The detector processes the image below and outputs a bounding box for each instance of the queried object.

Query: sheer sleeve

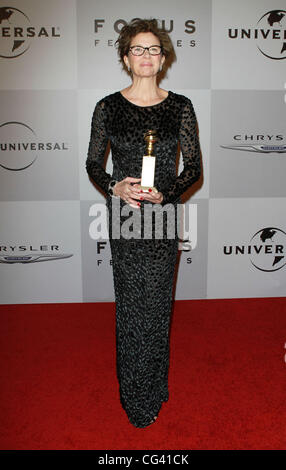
[86,100,112,195]
[159,98,201,206]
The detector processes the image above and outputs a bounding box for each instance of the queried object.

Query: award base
[140,186,158,193]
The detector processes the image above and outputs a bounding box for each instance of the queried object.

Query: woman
[86,18,201,428]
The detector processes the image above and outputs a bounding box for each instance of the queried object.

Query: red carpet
[0,298,286,450]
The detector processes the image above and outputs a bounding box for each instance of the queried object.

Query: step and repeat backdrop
[0,0,285,304]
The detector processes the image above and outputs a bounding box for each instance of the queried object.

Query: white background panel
[0,0,285,303]
[0,0,77,89]
[77,0,212,89]
[81,200,114,302]
[211,0,286,89]
[0,201,83,304]
[209,90,286,198]
[0,90,79,201]
[207,198,286,299]
[175,199,208,300]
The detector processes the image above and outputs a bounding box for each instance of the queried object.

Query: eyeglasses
[129,45,162,56]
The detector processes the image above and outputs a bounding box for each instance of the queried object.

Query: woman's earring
[159,64,163,72]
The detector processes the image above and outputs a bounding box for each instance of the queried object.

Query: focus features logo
[0,121,69,171]
[228,9,286,60]
[224,227,286,272]
[0,6,60,59]
[221,134,286,154]
[0,244,73,264]
[93,18,197,49]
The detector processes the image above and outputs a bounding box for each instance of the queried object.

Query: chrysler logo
[221,144,286,154]
[0,254,73,264]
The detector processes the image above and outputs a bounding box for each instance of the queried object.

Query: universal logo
[224,227,286,272]
[0,244,73,264]
[94,18,197,48]
[0,6,60,59]
[221,134,286,154]
[0,121,69,171]
[228,9,286,60]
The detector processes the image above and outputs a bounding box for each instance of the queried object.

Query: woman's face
[124,32,165,78]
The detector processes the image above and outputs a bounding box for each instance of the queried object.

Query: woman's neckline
[118,90,171,108]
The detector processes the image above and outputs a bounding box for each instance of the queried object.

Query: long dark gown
[86,90,201,427]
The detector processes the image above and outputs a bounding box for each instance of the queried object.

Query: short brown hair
[115,18,175,73]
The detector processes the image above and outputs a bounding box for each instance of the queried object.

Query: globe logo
[249,227,286,272]
[0,6,60,59]
[0,7,31,58]
[257,10,286,60]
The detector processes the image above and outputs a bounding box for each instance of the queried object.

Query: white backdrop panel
[207,198,286,299]
[210,90,286,198]
[0,0,285,304]
[0,0,77,89]
[0,90,79,201]
[211,0,286,90]
[0,201,83,304]
[77,0,212,90]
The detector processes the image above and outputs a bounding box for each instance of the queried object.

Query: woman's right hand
[113,177,143,209]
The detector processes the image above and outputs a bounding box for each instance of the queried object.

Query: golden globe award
[140,130,158,193]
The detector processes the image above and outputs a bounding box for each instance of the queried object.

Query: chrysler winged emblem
[221,144,286,153]
[0,254,73,264]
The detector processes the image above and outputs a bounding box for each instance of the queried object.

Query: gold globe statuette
[140,130,158,193]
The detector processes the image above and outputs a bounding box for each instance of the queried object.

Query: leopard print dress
[86,90,201,428]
